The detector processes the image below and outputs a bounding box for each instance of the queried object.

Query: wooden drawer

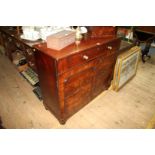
[96,39,120,56]
[94,54,116,73]
[58,39,120,75]
[105,39,120,54]
[58,46,105,74]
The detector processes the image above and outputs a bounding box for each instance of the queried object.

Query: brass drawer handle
[83,55,89,60]
[96,42,101,46]
[107,46,112,50]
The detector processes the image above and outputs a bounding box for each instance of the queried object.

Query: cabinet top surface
[34,37,120,60]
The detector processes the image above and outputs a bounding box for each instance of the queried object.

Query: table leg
[142,41,152,63]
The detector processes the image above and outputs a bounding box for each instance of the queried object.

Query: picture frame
[113,46,141,91]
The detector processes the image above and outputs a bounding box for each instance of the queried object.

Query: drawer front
[58,39,120,74]
[94,54,116,73]
[58,46,105,74]
[105,39,120,56]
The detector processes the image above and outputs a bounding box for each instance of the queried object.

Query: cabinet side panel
[35,51,60,118]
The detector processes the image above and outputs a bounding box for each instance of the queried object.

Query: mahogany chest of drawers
[35,37,121,124]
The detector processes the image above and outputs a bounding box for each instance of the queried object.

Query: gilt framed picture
[113,46,141,91]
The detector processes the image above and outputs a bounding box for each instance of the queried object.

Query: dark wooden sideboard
[0,27,121,124]
[34,37,121,124]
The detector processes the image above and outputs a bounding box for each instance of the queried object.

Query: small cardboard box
[47,30,76,50]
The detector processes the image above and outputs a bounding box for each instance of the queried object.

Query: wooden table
[134,26,155,62]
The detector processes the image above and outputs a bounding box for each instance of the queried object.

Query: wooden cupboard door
[92,55,116,97]
[92,65,113,97]
[63,65,94,117]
